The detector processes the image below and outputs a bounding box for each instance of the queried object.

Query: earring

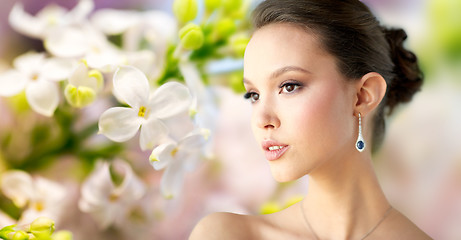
[356,113,366,152]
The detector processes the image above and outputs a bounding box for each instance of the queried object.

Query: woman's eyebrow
[270,66,311,79]
[243,65,311,85]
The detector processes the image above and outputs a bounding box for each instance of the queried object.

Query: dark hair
[252,0,423,151]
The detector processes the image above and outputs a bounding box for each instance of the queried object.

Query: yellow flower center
[171,148,178,157]
[31,73,39,81]
[47,16,58,25]
[92,46,101,54]
[138,106,147,118]
[109,193,119,202]
[33,201,45,212]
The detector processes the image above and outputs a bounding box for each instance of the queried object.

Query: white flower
[91,9,176,52]
[8,0,94,39]
[90,9,176,75]
[98,66,192,150]
[84,35,124,71]
[78,160,146,229]
[64,61,104,108]
[9,0,119,62]
[0,52,74,116]
[150,128,208,198]
[121,50,157,77]
[0,170,67,224]
[90,9,140,36]
[0,210,15,227]
[44,24,93,58]
[44,23,114,60]
[179,62,219,156]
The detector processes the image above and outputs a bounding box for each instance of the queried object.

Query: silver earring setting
[356,113,366,152]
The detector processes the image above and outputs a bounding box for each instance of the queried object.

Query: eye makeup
[278,80,303,94]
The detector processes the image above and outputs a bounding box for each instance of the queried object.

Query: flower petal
[45,26,89,58]
[139,117,169,151]
[69,63,87,86]
[113,66,150,108]
[98,107,142,142]
[124,50,156,75]
[175,144,202,172]
[90,9,139,35]
[112,160,146,203]
[25,80,59,116]
[41,58,76,81]
[149,82,192,119]
[86,48,121,71]
[0,170,34,208]
[8,3,46,38]
[35,3,67,20]
[160,158,186,199]
[78,161,118,229]
[35,177,67,204]
[66,0,94,23]
[79,162,114,211]
[143,10,177,45]
[0,211,15,227]
[180,129,208,150]
[32,177,67,223]
[160,111,195,142]
[149,143,176,170]
[68,62,99,90]
[0,70,27,97]
[13,52,45,75]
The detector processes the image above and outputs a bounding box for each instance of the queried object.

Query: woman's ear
[354,72,387,115]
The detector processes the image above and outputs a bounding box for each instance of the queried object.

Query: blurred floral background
[0,0,459,239]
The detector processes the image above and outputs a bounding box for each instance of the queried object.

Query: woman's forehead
[243,24,336,79]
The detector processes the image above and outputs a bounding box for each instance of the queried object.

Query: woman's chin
[270,166,306,182]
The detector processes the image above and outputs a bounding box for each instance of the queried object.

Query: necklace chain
[300,202,393,240]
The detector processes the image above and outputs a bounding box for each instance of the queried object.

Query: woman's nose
[254,99,280,130]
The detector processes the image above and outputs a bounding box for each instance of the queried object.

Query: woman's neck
[302,150,390,239]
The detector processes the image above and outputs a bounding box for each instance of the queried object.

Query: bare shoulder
[189,212,254,240]
[380,209,433,240]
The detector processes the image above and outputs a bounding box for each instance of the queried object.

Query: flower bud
[0,225,16,239]
[12,231,29,240]
[7,91,30,114]
[222,0,242,14]
[51,231,73,240]
[64,84,96,108]
[204,0,221,13]
[173,0,198,24]
[30,217,55,238]
[88,69,104,92]
[229,72,245,93]
[230,34,250,58]
[179,23,204,50]
[215,18,236,40]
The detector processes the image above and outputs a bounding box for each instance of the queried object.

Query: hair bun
[382,27,423,114]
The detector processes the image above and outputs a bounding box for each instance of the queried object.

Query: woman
[191,0,432,239]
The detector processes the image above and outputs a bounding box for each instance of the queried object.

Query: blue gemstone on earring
[357,140,364,150]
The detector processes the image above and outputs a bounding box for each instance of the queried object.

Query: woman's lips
[261,140,289,161]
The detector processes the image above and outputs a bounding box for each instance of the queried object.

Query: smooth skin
[190,23,432,240]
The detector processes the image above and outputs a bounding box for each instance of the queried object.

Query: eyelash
[244,80,303,103]
[244,91,259,103]
[279,81,302,94]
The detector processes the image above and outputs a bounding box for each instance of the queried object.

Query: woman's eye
[244,92,260,103]
[280,82,301,93]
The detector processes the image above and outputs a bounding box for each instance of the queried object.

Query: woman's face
[243,23,357,182]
